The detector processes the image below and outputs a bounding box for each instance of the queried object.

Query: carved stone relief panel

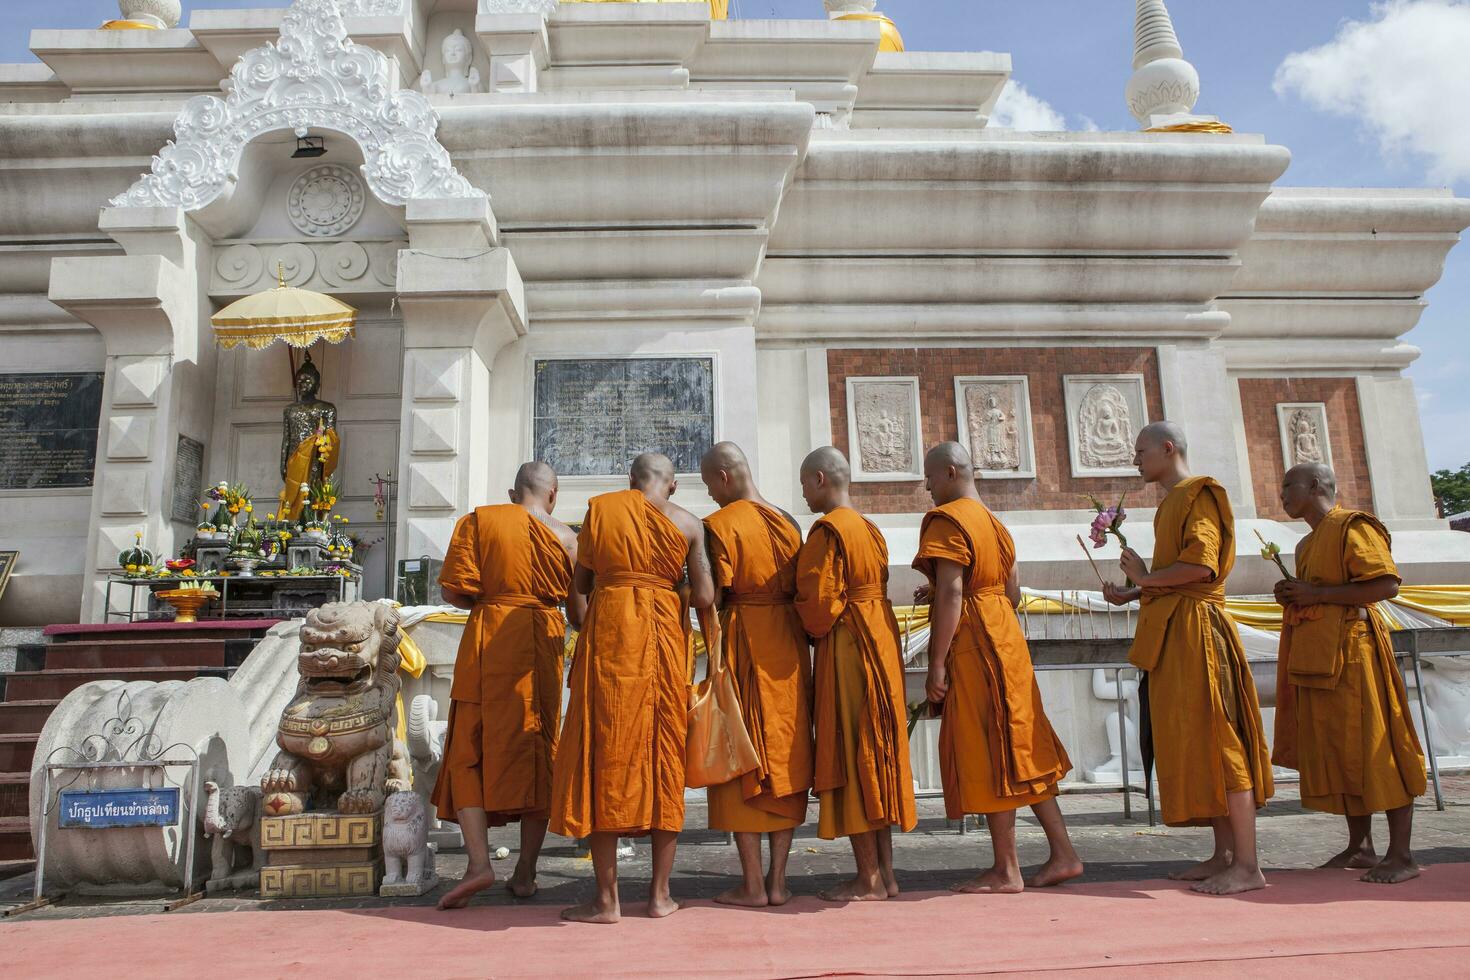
[287,165,367,239]
[1276,402,1333,471]
[211,241,403,297]
[846,376,922,482]
[1063,374,1149,478]
[954,375,1035,480]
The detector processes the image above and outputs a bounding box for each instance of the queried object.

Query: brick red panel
[1237,377,1372,519]
[827,347,1166,514]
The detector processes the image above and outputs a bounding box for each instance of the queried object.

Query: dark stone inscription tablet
[172,435,205,523]
[533,358,714,476]
[0,372,104,490]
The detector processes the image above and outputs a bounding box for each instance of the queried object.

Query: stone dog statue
[261,602,412,815]
[202,778,264,892]
[380,791,437,895]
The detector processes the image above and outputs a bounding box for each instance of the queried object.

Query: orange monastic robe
[432,504,571,825]
[1273,508,1425,815]
[795,506,917,840]
[1129,476,1273,827]
[705,500,814,833]
[550,489,692,838]
[913,498,1072,817]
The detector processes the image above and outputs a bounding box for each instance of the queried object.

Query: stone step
[0,817,32,862]
[4,667,231,702]
[0,772,27,819]
[44,620,280,644]
[38,639,231,671]
[0,701,59,736]
[0,735,37,773]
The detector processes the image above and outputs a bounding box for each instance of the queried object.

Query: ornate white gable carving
[110,0,478,211]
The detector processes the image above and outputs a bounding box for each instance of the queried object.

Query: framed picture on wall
[845,376,923,482]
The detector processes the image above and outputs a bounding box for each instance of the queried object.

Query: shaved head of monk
[923,441,980,507]
[509,461,558,509]
[800,446,851,514]
[700,441,753,508]
[630,452,678,500]
[1280,462,1337,521]
[1132,420,1191,486]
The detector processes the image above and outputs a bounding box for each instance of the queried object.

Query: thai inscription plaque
[0,372,104,490]
[533,358,715,476]
[172,435,206,523]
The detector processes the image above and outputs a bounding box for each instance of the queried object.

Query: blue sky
[7,1,1469,471]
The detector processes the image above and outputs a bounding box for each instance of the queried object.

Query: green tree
[1431,463,1470,516]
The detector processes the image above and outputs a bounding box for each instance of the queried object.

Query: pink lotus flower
[1084,495,1129,550]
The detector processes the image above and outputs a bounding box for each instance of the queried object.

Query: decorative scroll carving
[110,0,479,211]
[956,376,1034,479]
[1276,402,1333,470]
[846,377,921,481]
[211,241,404,295]
[1064,375,1149,478]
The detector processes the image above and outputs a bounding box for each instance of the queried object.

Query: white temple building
[2,0,1469,627]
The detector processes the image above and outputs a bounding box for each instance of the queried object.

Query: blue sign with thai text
[58,788,180,829]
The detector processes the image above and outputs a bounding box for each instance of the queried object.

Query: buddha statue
[103,0,181,30]
[278,352,340,521]
[419,29,482,96]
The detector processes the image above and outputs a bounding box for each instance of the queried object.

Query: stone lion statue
[381,791,434,888]
[261,602,412,815]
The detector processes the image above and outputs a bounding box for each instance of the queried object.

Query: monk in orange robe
[1273,462,1425,884]
[699,442,814,907]
[913,442,1083,894]
[794,446,917,902]
[550,452,715,923]
[1105,421,1273,895]
[434,461,586,909]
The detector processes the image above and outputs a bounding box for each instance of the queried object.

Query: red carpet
[5,866,1468,978]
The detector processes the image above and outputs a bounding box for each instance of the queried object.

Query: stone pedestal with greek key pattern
[258,811,383,898]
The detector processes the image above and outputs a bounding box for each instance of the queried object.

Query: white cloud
[991,80,1069,131]
[1274,0,1470,183]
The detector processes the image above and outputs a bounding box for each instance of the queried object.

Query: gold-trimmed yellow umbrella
[210,266,357,351]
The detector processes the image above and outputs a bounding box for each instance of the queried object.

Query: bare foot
[1191,865,1266,896]
[1169,853,1232,882]
[950,867,1024,895]
[1027,857,1084,888]
[714,884,768,908]
[645,895,682,918]
[1320,843,1378,870]
[819,877,888,902]
[438,866,497,910]
[765,881,792,907]
[561,901,620,924]
[882,868,900,898]
[505,871,538,899]
[1361,856,1421,884]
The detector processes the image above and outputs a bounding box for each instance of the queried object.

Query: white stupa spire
[1125,0,1207,128]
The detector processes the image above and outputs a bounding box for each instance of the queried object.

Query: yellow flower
[182,569,196,577]
[245,505,253,513]
[125,564,137,573]
[200,502,209,510]
[267,512,276,520]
